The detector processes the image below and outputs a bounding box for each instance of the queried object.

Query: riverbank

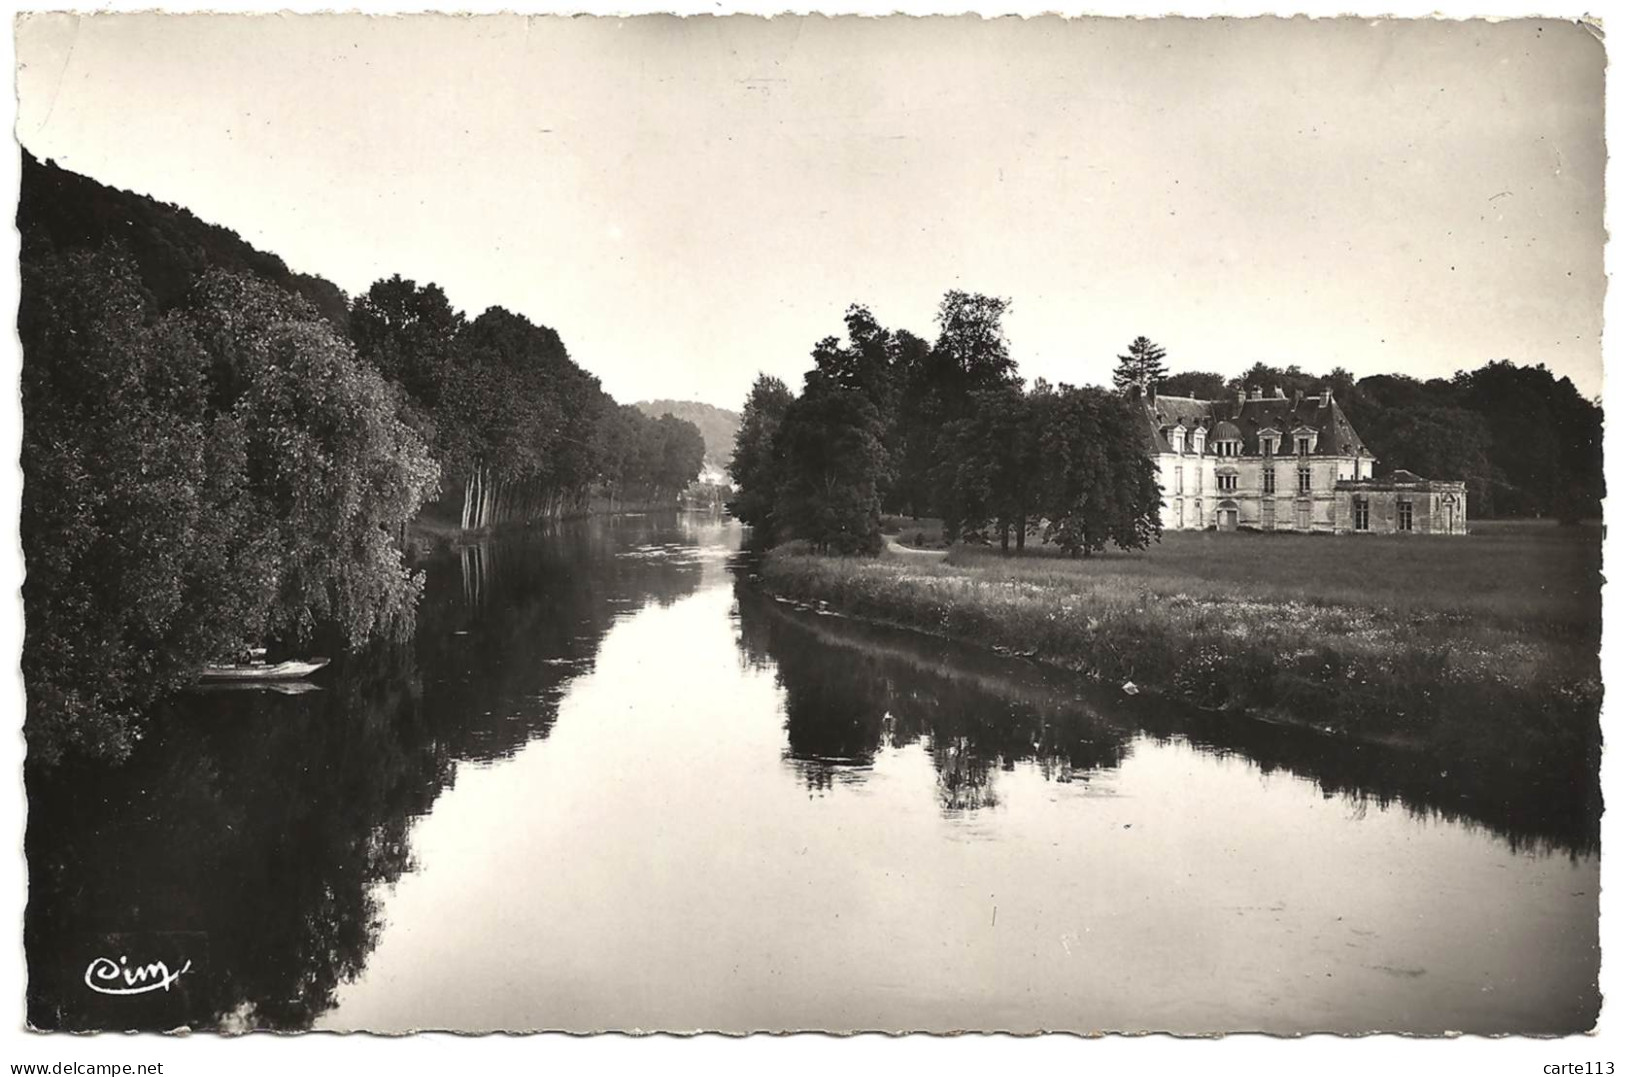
[759,521,1602,770]
[407,497,687,556]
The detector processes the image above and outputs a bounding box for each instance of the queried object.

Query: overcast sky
[15,14,1605,410]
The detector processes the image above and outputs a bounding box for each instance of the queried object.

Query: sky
[14,13,1606,410]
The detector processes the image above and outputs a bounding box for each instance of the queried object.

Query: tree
[24,249,240,763]
[922,292,1021,516]
[444,305,613,527]
[1342,362,1603,520]
[349,275,465,417]
[1454,360,1602,521]
[727,374,795,534]
[1358,404,1498,513]
[934,291,1018,390]
[1156,370,1228,399]
[1226,361,1318,401]
[654,413,707,501]
[1112,336,1169,393]
[20,152,353,329]
[1035,386,1163,556]
[940,382,1050,551]
[21,253,438,764]
[773,369,891,555]
[887,329,938,516]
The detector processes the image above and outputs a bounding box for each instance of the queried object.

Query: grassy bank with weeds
[760,521,1602,770]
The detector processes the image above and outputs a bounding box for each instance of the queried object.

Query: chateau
[1134,385,1468,535]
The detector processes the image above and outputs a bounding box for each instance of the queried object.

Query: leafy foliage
[939,382,1048,549]
[1204,360,1603,520]
[19,151,349,327]
[1156,370,1228,399]
[21,251,437,764]
[1112,336,1169,393]
[634,399,741,474]
[346,278,706,526]
[728,294,1160,558]
[18,156,709,765]
[1034,386,1164,555]
[727,375,796,535]
[773,382,890,555]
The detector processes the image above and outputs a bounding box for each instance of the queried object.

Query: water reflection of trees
[733,582,1600,856]
[734,586,1132,813]
[26,517,707,1032]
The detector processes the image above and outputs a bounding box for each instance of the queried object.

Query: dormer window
[1296,436,1310,456]
[1258,428,1281,457]
[1291,425,1319,456]
[1192,426,1207,455]
[1170,423,1186,454]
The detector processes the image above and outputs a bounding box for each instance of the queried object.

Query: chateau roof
[1139,390,1372,459]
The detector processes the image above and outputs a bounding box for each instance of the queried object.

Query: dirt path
[883,536,948,559]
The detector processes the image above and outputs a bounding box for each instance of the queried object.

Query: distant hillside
[635,400,740,476]
[18,150,350,328]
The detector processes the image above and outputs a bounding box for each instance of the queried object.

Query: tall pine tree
[1112,336,1169,393]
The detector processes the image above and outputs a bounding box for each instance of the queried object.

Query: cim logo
[75,933,206,1006]
[83,954,192,996]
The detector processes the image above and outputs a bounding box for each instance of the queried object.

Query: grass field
[765,520,1602,768]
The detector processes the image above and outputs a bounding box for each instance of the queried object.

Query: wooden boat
[199,657,330,682]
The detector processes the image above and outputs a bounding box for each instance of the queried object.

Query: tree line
[727,292,1163,556]
[349,275,705,528]
[19,155,705,764]
[729,302,1602,562]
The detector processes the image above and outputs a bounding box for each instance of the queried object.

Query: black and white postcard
[6,8,1611,1071]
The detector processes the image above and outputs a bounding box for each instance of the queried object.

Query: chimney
[1248,385,1262,401]
[1235,388,1246,409]
[1273,386,1286,399]
[1292,389,1304,408]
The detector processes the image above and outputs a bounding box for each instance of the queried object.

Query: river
[25,514,1600,1034]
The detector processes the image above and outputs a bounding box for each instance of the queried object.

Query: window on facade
[1174,469,1183,495]
[1195,469,1203,493]
[1398,500,1413,532]
[1218,473,1237,492]
[1194,498,1202,522]
[1354,499,1369,532]
[1297,466,1311,493]
[1263,468,1276,494]
[1296,436,1310,456]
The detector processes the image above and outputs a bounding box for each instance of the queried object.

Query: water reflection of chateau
[25,522,708,1033]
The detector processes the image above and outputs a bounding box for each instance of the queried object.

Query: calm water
[26,515,1600,1034]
